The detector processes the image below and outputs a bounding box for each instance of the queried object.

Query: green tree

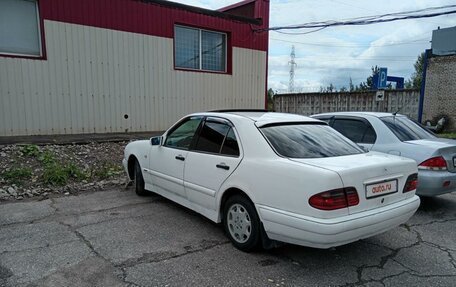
[320,83,335,93]
[408,52,425,89]
[267,88,275,111]
[358,66,379,91]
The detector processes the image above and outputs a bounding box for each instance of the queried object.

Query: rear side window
[221,128,240,156]
[194,121,240,156]
[332,119,377,144]
[381,116,436,141]
[261,124,363,158]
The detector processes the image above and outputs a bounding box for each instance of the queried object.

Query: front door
[148,116,203,199]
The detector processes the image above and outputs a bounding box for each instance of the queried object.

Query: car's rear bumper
[417,170,456,196]
[258,195,420,249]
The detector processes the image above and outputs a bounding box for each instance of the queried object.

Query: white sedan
[123,110,420,251]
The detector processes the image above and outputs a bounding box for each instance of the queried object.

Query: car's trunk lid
[405,138,456,173]
[290,152,417,215]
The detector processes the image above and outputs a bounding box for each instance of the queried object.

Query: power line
[269,37,429,48]
[256,4,456,33]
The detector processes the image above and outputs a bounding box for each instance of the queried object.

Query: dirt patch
[0,142,129,201]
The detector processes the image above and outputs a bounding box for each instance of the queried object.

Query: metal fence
[274,89,420,120]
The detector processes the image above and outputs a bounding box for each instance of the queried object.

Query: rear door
[184,117,243,210]
[331,117,377,150]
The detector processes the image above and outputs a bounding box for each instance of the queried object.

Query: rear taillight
[418,156,447,171]
[403,173,418,193]
[309,187,359,210]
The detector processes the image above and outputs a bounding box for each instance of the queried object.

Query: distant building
[422,26,456,130]
[0,0,269,137]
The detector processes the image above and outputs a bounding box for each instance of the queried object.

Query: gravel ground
[0,142,128,201]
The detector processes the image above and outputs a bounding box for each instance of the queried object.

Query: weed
[41,158,88,186]
[20,144,41,157]
[1,167,33,184]
[64,163,88,180]
[38,150,56,165]
[93,162,123,179]
[42,163,69,186]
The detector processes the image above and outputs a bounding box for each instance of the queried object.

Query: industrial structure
[422,26,456,131]
[288,45,297,93]
[0,0,269,137]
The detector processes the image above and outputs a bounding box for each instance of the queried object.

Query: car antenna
[393,107,402,117]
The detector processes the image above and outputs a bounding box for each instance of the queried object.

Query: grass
[93,161,123,179]
[1,167,33,184]
[5,146,121,187]
[20,144,41,157]
[438,133,456,139]
[38,150,89,186]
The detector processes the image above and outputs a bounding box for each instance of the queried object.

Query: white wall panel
[0,20,266,136]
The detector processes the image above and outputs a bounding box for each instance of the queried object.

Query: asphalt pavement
[0,188,455,287]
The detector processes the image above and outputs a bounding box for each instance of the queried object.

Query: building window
[0,0,42,57]
[174,26,226,72]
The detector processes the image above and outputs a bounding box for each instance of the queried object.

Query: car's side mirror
[150,136,162,146]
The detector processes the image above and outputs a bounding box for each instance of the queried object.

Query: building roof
[141,0,262,25]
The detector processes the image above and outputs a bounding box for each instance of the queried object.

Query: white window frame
[174,25,227,73]
[0,0,43,58]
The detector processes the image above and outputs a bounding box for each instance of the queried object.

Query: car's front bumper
[416,170,456,196]
[258,195,420,249]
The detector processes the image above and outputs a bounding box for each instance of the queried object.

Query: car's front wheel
[133,159,147,196]
[223,195,261,252]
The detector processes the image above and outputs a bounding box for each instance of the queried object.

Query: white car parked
[123,110,420,251]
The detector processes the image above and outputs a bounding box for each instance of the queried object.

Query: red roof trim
[218,0,256,12]
[39,0,269,52]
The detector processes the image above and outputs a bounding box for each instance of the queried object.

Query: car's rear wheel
[133,159,147,196]
[223,194,261,252]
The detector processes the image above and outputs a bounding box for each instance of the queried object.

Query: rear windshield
[380,116,436,141]
[260,124,363,158]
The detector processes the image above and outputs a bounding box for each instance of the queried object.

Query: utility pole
[288,45,297,93]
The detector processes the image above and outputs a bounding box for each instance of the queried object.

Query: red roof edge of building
[141,0,260,24]
[218,0,256,12]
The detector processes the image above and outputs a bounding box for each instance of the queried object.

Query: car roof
[191,111,322,127]
[313,111,406,118]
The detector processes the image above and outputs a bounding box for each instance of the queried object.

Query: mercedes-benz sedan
[123,110,420,251]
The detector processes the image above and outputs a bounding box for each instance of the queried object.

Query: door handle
[216,163,230,170]
[175,155,185,161]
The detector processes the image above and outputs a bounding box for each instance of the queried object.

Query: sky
[171,0,456,93]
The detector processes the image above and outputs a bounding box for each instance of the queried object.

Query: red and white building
[0,0,269,136]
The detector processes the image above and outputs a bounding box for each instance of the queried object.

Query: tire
[223,194,261,252]
[134,160,147,196]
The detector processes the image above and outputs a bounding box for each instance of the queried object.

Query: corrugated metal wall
[0,20,266,136]
[274,90,420,120]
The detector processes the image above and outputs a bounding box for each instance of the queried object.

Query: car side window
[164,117,202,150]
[332,119,377,144]
[362,126,377,144]
[193,120,240,157]
[194,121,230,154]
[221,128,240,156]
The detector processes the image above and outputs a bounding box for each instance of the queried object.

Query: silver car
[312,112,456,196]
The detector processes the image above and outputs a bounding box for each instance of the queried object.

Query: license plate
[365,180,398,199]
